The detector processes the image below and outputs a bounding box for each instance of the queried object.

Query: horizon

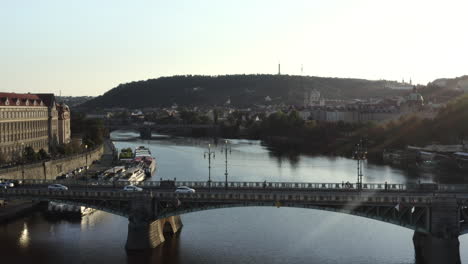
[0,72,464,98]
[1,0,467,96]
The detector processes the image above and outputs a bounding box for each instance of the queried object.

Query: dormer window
[33,100,37,106]
[25,99,29,106]
[5,98,9,106]
[40,101,43,106]
[16,99,20,106]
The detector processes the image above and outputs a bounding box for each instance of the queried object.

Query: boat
[99,166,126,181]
[133,146,157,177]
[46,201,95,219]
[119,148,134,161]
[117,166,146,183]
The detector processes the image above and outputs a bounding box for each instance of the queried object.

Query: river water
[1,131,468,264]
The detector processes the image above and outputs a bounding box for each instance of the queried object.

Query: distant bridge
[1,180,466,262]
[106,123,220,138]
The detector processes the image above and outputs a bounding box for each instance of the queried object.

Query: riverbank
[0,145,104,180]
[0,140,115,224]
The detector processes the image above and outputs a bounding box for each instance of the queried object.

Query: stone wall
[0,145,103,180]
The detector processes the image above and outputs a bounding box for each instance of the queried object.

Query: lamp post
[353,138,367,190]
[20,142,24,182]
[221,140,231,190]
[85,145,88,189]
[204,144,215,191]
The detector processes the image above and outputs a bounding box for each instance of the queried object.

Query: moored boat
[133,146,157,177]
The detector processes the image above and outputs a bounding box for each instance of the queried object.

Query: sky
[1,0,467,96]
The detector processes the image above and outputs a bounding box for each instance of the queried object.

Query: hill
[423,75,468,103]
[80,75,409,109]
[429,75,468,91]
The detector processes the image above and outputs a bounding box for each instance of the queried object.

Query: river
[1,131,468,264]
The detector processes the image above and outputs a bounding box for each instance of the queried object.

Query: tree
[22,147,37,163]
[82,118,106,148]
[37,149,50,160]
[0,152,6,165]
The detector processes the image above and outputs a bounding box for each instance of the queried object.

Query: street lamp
[221,140,231,190]
[353,138,367,190]
[85,144,88,189]
[204,143,215,191]
[21,142,24,182]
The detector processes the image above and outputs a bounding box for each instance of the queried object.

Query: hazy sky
[1,0,467,96]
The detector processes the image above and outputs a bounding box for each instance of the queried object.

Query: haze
[1,0,467,96]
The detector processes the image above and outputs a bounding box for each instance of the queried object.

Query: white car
[123,185,143,192]
[48,184,69,191]
[175,186,196,194]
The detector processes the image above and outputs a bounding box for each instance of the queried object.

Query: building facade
[0,93,71,161]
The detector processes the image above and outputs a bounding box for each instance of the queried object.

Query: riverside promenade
[0,139,115,223]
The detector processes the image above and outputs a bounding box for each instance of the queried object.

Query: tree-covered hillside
[80,74,406,109]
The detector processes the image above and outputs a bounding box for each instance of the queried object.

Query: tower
[278,63,281,75]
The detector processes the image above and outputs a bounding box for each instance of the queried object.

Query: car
[123,185,143,192]
[175,186,196,194]
[7,180,21,186]
[48,184,69,191]
[0,180,15,188]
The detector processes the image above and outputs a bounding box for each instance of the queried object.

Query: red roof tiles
[0,92,45,107]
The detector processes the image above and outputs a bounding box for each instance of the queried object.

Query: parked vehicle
[0,179,19,187]
[8,180,22,186]
[175,186,196,194]
[48,184,69,191]
[123,185,143,192]
[0,183,8,189]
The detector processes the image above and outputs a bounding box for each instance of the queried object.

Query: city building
[0,93,71,161]
[384,80,414,90]
[303,89,322,107]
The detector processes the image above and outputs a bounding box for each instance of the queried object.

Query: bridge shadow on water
[126,232,182,264]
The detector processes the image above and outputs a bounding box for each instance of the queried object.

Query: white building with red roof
[0,93,71,162]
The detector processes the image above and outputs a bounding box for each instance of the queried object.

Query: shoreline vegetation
[108,94,468,171]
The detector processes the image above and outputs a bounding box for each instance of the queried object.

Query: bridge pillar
[413,232,460,264]
[164,215,183,234]
[125,197,182,250]
[125,215,183,250]
[139,127,152,139]
[413,196,461,264]
[126,218,165,250]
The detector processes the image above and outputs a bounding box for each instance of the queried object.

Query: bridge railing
[438,184,468,192]
[21,179,468,193]
[0,188,432,205]
[167,181,407,191]
[0,188,148,200]
[21,179,142,188]
[19,179,407,191]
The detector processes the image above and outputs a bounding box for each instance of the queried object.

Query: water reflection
[267,148,301,169]
[4,133,468,263]
[18,222,29,248]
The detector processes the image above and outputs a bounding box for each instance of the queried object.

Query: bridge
[1,180,467,263]
[106,122,220,138]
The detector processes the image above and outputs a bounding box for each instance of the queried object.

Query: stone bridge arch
[152,201,431,234]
